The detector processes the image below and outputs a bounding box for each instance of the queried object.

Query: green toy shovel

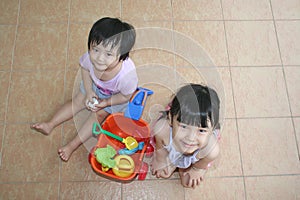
[92,122,138,150]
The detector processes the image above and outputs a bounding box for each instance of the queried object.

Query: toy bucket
[89,113,150,181]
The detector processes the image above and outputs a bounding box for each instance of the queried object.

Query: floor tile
[176,65,207,86]
[127,21,174,66]
[285,66,300,116]
[218,67,235,119]
[225,21,281,66]
[7,70,64,123]
[238,118,300,176]
[141,85,174,123]
[172,0,223,20]
[135,26,174,54]
[131,49,175,68]
[184,177,245,200]
[122,180,184,200]
[1,0,299,198]
[276,21,300,65]
[0,71,10,123]
[0,124,4,155]
[0,124,61,182]
[126,20,173,29]
[185,67,235,119]
[61,123,105,181]
[67,23,91,70]
[137,65,176,122]
[0,0,19,24]
[65,69,81,101]
[245,176,300,200]
[122,0,172,21]
[174,21,228,66]
[0,25,16,70]
[293,117,300,156]
[70,0,121,23]
[60,181,121,200]
[19,0,70,24]
[271,0,300,19]
[130,21,174,68]
[209,119,243,177]
[222,0,272,20]
[231,67,290,118]
[0,183,59,200]
[13,24,67,70]
[136,65,176,90]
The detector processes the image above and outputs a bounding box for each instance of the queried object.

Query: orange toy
[89,113,150,181]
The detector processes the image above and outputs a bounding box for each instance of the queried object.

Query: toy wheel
[138,162,148,180]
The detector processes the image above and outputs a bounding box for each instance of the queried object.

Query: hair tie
[165,102,172,111]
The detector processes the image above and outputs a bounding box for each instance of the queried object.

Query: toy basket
[89,113,150,181]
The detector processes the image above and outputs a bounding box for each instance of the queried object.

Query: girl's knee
[73,92,85,106]
[96,110,109,123]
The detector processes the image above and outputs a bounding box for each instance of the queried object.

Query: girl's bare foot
[179,167,205,188]
[30,122,53,135]
[179,168,189,187]
[58,144,75,161]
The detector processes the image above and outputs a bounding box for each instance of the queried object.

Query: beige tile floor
[0,0,300,199]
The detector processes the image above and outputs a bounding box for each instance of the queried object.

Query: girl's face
[171,118,213,155]
[89,42,120,72]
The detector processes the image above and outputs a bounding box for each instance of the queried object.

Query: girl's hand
[150,151,176,178]
[94,99,108,110]
[85,92,98,112]
[179,167,206,189]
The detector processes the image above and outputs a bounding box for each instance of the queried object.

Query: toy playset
[88,87,154,181]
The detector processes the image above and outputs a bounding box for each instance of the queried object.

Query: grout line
[57,0,72,199]
[0,0,21,169]
[1,172,299,185]
[170,0,178,90]
[170,0,187,198]
[292,117,300,161]
[268,0,300,160]
[10,19,300,26]
[219,0,248,199]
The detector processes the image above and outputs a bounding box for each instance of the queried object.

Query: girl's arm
[81,67,93,95]
[95,92,132,109]
[105,92,132,106]
[81,67,97,110]
[192,143,220,170]
[151,120,176,178]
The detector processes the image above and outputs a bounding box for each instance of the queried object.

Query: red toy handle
[138,162,149,180]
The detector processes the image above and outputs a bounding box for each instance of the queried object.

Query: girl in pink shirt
[31,17,137,161]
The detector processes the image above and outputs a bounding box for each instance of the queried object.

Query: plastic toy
[92,122,138,150]
[124,87,153,120]
[137,162,148,180]
[119,142,145,155]
[89,113,150,181]
[87,97,99,109]
[112,155,135,178]
[94,145,116,172]
[89,87,154,181]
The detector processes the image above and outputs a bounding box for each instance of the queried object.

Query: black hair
[88,17,136,61]
[163,84,220,130]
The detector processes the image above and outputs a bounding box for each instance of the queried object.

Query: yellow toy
[112,155,135,178]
